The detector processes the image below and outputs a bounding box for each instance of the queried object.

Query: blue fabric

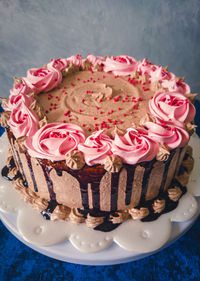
[0,103,200,281]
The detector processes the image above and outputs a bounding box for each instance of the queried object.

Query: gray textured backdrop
[0,0,200,97]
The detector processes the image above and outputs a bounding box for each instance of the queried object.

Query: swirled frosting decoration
[8,102,39,139]
[87,54,105,66]
[144,119,189,149]
[149,91,196,127]
[112,128,159,164]
[161,79,190,95]
[137,58,190,95]
[103,55,138,76]
[78,130,113,166]
[67,54,84,67]
[47,58,68,71]
[24,66,62,94]
[25,123,85,161]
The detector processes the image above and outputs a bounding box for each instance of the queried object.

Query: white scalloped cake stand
[0,133,200,265]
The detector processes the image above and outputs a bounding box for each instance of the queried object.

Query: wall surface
[0,0,200,97]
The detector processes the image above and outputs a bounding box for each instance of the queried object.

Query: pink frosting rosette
[149,91,196,127]
[161,79,190,95]
[112,128,159,164]
[3,82,33,111]
[8,102,39,139]
[103,55,138,76]
[78,130,113,166]
[24,66,62,94]
[137,59,175,82]
[7,93,34,112]
[87,54,105,66]
[10,79,31,96]
[144,119,189,149]
[67,54,83,67]
[25,123,85,161]
[47,58,68,71]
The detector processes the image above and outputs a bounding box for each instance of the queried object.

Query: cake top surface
[0,54,196,168]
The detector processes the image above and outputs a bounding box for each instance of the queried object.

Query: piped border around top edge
[0,54,197,171]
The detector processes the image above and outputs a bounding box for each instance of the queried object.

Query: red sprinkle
[97,106,99,110]
[123,113,126,117]
[88,128,91,131]
[100,111,103,114]
[45,110,48,114]
[118,107,121,111]
[64,91,67,95]
[64,86,66,89]
[79,109,82,112]
[82,124,85,127]
[94,117,97,120]
[71,83,75,87]
[83,80,86,83]
[82,98,85,102]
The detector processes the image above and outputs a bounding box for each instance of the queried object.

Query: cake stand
[0,133,200,265]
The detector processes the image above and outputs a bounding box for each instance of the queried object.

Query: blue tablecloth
[0,102,200,280]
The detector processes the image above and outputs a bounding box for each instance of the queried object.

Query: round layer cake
[0,54,196,231]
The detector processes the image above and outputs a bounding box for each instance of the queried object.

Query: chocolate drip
[25,152,38,192]
[38,160,56,201]
[55,170,62,177]
[125,165,135,205]
[52,165,106,211]
[159,150,176,194]
[90,182,100,210]
[110,173,120,211]
[1,165,11,181]
[80,182,89,209]
[41,199,58,220]
[94,221,121,232]
[15,150,28,186]
[140,161,155,203]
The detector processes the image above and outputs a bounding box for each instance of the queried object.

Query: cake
[0,54,196,231]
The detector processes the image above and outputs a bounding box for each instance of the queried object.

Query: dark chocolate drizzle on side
[125,165,135,205]
[159,149,176,194]
[25,152,38,192]
[110,172,120,211]
[1,165,11,181]
[15,150,28,187]
[37,159,56,201]
[41,200,58,220]
[140,160,155,203]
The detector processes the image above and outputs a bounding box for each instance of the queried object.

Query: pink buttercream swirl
[4,81,33,111]
[78,130,113,166]
[25,123,85,161]
[144,119,189,149]
[137,58,175,82]
[47,58,68,71]
[87,54,105,66]
[8,102,39,139]
[24,66,62,94]
[149,91,196,127]
[103,55,138,76]
[67,54,83,67]
[161,79,190,95]
[112,128,159,164]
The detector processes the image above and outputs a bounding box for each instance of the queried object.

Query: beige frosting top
[38,70,153,136]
